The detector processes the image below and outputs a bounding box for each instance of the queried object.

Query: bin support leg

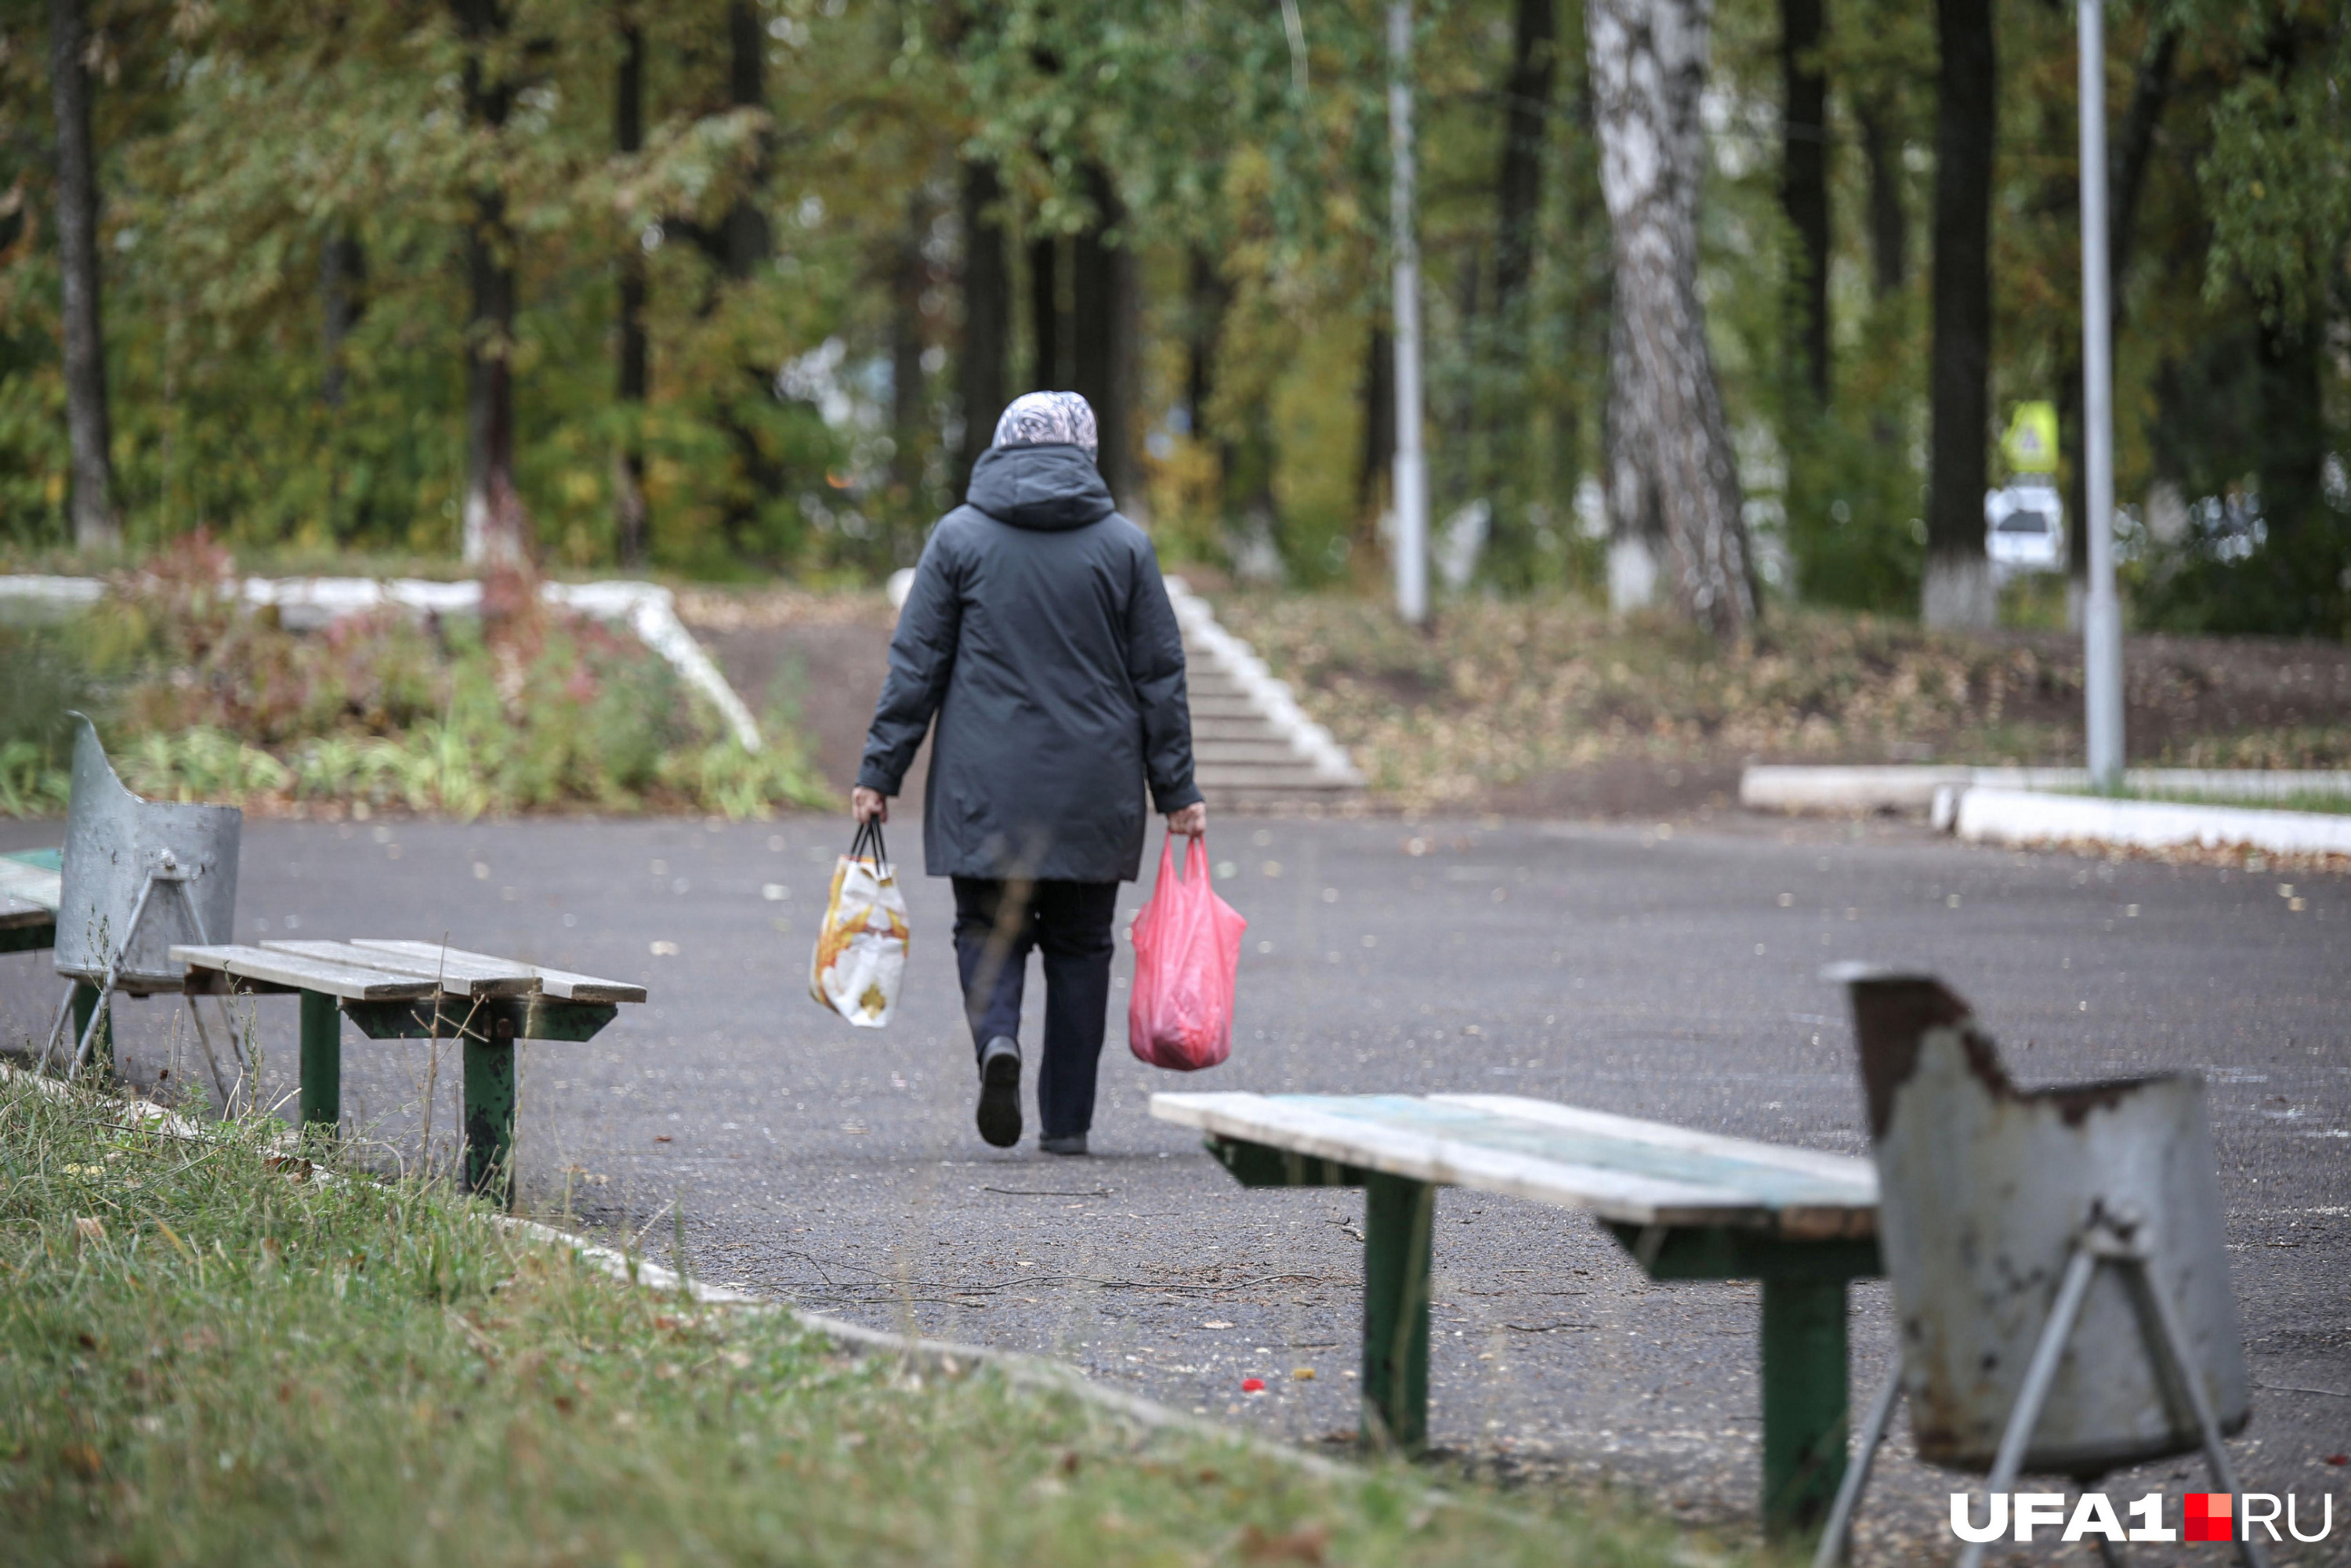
[298,990,341,1138]
[1762,1275,1850,1538]
[462,1017,518,1208]
[70,982,110,1077]
[1362,1172,1434,1454]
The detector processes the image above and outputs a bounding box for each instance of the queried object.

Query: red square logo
[2185,1493,2233,1543]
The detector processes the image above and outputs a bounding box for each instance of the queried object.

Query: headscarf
[991,390,1099,459]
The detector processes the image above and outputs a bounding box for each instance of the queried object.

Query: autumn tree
[1589,0,1756,638]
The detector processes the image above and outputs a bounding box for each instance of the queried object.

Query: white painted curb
[1,574,762,754]
[1163,577,1363,788]
[1743,764,2351,814]
[1955,788,2351,857]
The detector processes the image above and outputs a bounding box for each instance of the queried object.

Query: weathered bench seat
[1153,1090,1882,1537]
[172,939,645,1205]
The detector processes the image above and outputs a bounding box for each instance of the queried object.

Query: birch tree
[1588,0,1755,639]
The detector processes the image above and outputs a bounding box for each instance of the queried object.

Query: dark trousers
[951,877,1119,1140]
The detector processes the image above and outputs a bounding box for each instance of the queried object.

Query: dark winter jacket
[856,442,1201,883]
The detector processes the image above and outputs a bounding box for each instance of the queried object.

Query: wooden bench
[1151,1091,1881,1537]
[0,848,61,954]
[172,939,646,1207]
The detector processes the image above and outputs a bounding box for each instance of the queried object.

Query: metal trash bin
[1849,969,2248,1474]
[1813,968,2268,1568]
[55,714,241,994]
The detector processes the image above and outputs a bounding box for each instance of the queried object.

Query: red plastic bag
[1128,833,1248,1070]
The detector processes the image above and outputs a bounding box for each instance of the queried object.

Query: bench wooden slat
[168,943,440,1001]
[1430,1095,1877,1185]
[259,940,538,998]
[348,939,647,1004]
[0,893,53,931]
[1151,1091,1877,1236]
[0,853,63,914]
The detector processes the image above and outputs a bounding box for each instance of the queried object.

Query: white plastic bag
[809,820,907,1028]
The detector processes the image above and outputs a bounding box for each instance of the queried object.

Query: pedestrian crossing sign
[2003,401,2059,476]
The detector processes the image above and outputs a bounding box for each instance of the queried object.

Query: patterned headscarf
[992,391,1099,459]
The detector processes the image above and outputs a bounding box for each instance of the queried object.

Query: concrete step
[1191,716,1287,741]
[1194,763,1357,790]
[1196,739,1318,766]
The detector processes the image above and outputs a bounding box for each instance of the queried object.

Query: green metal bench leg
[71,981,110,1076]
[298,989,342,1138]
[1362,1172,1435,1453]
[1761,1276,1850,1538]
[462,1019,518,1208]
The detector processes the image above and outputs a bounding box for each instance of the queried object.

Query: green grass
[0,1074,1723,1568]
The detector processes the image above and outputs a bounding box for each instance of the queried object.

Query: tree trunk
[614,10,649,568]
[1603,299,1664,608]
[320,230,366,541]
[1493,0,1556,328]
[1029,234,1063,389]
[1780,0,1829,404]
[1922,0,1995,628]
[889,189,930,496]
[453,0,525,565]
[1857,100,1907,300]
[720,0,771,280]
[1588,0,1755,639]
[1481,0,1557,580]
[1358,320,1393,523]
[48,0,117,551]
[955,160,1010,496]
[1071,163,1139,511]
[320,234,365,410]
[1186,247,1235,502]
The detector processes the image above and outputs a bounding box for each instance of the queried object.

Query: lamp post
[2078,0,2124,787]
[1388,0,1429,625]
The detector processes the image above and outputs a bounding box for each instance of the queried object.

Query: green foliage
[0,0,2343,632]
[0,1074,1707,1568]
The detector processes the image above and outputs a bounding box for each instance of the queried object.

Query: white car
[1985,482,2065,576]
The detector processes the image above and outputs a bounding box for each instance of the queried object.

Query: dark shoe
[976,1036,1022,1148]
[1038,1132,1089,1157]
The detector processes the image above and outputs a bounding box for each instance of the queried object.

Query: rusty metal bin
[1847,969,2249,1476]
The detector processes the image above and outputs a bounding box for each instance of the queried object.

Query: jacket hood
[965,443,1117,531]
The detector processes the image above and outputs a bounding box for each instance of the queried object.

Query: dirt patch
[683,588,926,814]
[1478,758,1744,819]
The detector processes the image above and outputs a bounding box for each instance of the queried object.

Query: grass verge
[0,1074,1720,1568]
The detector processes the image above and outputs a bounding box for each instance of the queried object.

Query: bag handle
[1179,828,1208,882]
[849,817,891,876]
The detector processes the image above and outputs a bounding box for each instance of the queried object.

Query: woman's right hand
[852,786,889,824]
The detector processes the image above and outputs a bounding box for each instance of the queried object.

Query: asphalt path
[3,811,2344,1561]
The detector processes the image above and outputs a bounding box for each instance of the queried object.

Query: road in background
[2,812,2342,1561]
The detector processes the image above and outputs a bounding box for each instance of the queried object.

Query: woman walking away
[853,391,1204,1157]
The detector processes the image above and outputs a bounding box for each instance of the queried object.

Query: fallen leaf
[74,1217,107,1244]
[1239,1522,1328,1564]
